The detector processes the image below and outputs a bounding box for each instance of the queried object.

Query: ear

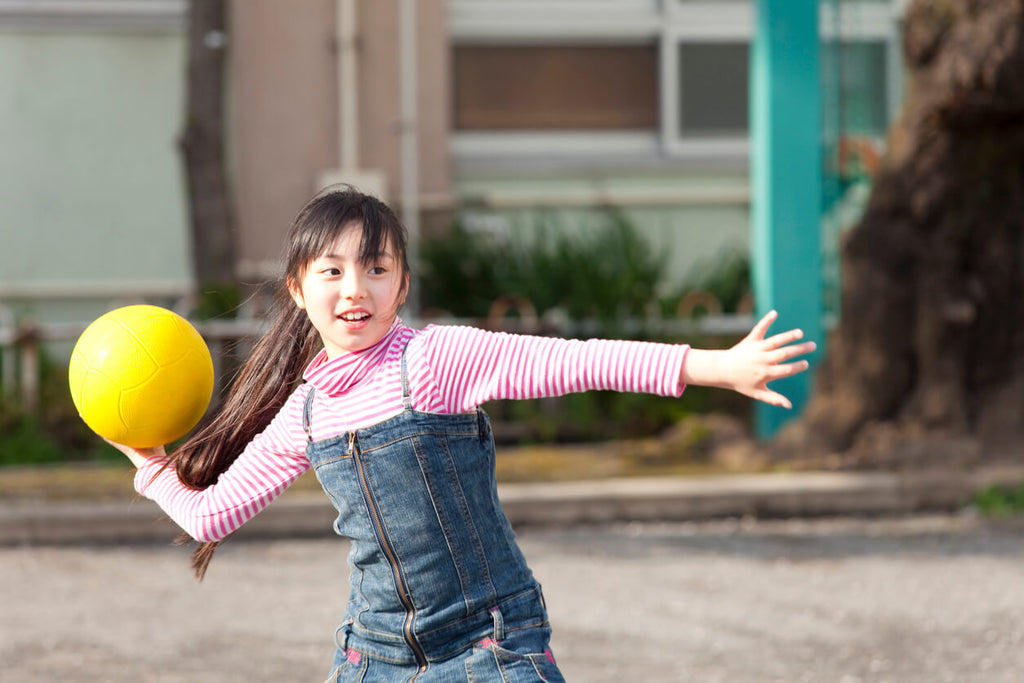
[398,272,410,307]
[287,277,306,310]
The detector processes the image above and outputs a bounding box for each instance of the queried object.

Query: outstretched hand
[680,310,817,409]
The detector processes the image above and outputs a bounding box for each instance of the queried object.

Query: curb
[2,467,1022,546]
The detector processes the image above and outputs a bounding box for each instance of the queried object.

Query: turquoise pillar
[751,0,824,439]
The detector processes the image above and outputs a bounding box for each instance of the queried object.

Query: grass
[972,481,1024,518]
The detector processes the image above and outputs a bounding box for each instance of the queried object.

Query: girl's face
[289,224,408,357]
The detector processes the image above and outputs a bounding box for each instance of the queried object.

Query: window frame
[0,0,184,31]
[660,2,753,159]
[447,0,904,170]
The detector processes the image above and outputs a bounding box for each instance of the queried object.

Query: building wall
[230,0,452,278]
[229,0,337,277]
[0,28,189,298]
[0,0,903,330]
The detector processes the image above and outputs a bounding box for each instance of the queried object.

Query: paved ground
[4,514,1024,682]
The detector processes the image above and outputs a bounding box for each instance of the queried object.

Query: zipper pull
[348,432,356,456]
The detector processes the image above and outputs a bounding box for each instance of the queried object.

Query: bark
[179,0,238,317]
[775,0,1024,468]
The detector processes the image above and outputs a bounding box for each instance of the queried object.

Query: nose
[340,269,366,300]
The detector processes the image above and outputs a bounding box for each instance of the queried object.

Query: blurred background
[8,3,1024,681]
[0,0,898,469]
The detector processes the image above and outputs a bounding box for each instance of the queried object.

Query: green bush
[972,482,1024,517]
[422,208,666,334]
[421,209,754,443]
[0,350,120,466]
[420,220,507,320]
[667,249,751,315]
[423,210,752,327]
[0,413,63,466]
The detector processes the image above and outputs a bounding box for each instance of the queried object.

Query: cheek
[301,287,335,314]
[373,277,406,309]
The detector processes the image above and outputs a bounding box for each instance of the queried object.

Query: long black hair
[167,187,409,578]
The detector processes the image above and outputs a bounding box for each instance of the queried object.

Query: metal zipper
[349,432,429,674]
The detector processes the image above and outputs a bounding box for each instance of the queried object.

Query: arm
[418,325,689,411]
[680,310,816,409]
[105,392,312,542]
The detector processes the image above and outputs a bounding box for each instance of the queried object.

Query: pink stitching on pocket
[346,649,362,664]
[545,649,555,664]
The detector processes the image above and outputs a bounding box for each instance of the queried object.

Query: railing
[1,288,754,414]
[1,282,196,413]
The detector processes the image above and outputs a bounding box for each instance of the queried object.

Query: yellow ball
[68,305,214,449]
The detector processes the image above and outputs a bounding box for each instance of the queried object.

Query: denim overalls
[303,348,565,682]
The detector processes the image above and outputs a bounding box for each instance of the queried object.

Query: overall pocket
[464,629,564,683]
[325,648,368,683]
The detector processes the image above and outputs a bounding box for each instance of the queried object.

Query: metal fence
[1,286,754,414]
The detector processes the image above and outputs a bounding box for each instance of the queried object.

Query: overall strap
[302,386,316,444]
[399,342,413,411]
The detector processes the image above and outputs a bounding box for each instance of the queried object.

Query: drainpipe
[319,0,387,199]
[398,0,420,318]
[338,0,358,169]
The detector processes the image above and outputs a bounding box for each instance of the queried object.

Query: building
[0,0,904,344]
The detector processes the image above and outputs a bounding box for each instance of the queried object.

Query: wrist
[680,349,726,389]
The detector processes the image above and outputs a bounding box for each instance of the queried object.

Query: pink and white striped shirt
[135,320,690,542]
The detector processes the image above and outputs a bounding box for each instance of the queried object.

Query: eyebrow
[317,251,395,262]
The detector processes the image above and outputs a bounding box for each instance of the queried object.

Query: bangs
[286,188,409,279]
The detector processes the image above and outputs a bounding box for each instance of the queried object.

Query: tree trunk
[775,0,1024,468]
[180,0,238,319]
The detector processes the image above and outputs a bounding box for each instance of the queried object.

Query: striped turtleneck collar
[302,318,409,397]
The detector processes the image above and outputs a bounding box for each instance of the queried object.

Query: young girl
[111,188,815,682]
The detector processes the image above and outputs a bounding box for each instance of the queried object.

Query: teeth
[340,312,370,322]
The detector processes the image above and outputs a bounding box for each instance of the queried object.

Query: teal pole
[751,0,824,439]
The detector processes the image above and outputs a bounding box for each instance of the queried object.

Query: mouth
[338,310,371,324]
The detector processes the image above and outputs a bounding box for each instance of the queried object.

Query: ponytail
[168,286,321,579]
[163,186,408,579]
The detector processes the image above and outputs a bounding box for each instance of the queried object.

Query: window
[836,40,889,136]
[448,1,903,166]
[677,42,749,137]
[453,45,658,130]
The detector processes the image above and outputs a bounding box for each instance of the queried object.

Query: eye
[369,265,387,275]
[321,267,342,276]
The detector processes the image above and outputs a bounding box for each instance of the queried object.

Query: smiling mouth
[339,312,371,323]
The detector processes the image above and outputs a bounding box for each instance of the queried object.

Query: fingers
[102,437,132,456]
[743,313,816,408]
[754,389,792,410]
[749,318,813,357]
[764,327,804,348]
[747,309,778,341]
[767,340,817,364]
[752,357,812,407]
[102,437,165,464]
[768,359,811,380]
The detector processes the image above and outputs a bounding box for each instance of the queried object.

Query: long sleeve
[132,388,312,542]
[414,326,689,413]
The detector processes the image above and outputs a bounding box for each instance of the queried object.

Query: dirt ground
[3,514,1024,682]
